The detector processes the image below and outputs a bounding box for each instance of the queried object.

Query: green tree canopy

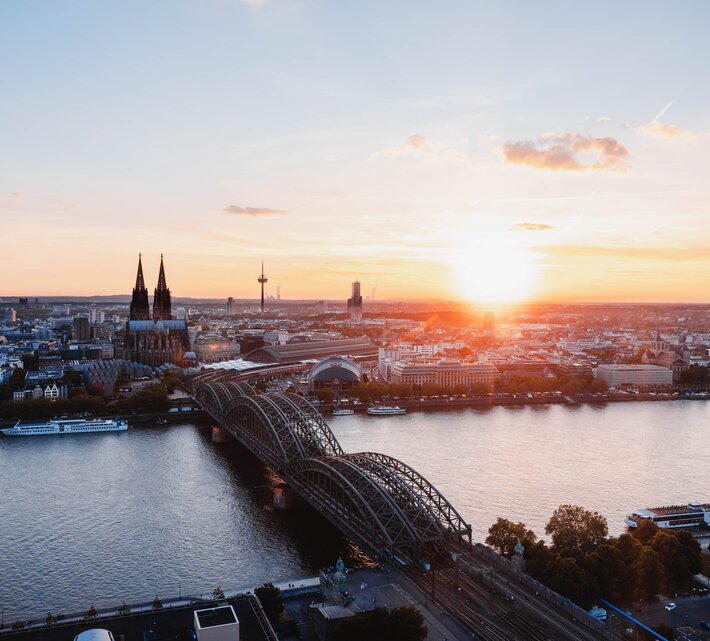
[485,517,537,558]
[316,388,336,403]
[633,547,664,601]
[545,504,608,558]
[255,583,284,624]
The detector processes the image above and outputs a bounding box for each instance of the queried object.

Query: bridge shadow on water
[196,428,374,573]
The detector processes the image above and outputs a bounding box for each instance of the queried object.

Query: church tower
[129,254,150,320]
[153,254,173,321]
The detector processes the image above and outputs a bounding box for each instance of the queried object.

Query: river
[1,401,708,620]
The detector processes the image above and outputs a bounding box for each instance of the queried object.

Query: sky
[1,1,709,303]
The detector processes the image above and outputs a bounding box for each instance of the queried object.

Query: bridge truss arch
[192,373,471,562]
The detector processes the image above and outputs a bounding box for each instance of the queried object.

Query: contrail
[653,102,673,122]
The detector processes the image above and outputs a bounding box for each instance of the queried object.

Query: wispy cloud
[637,120,692,138]
[223,205,287,217]
[514,223,554,231]
[503,133,629,171]
[374,134,432,158]
[636,101,704,138]
[373,134,476,167]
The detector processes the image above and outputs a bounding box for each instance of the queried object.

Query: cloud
[502,133,629,171]
[223,205,286,217]
[637,120,691,138]
[374,134,433,158]
[513,223,554,231]
[373,134,476,167]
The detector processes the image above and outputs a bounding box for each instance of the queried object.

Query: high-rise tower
[129,254,150,320]
[347,280,363,323]
[153,254,172,321]
[258,261,268,314]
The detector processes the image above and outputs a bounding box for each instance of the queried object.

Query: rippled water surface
[1,401,708,619]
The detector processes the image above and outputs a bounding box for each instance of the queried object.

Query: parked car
[664,603,676,611]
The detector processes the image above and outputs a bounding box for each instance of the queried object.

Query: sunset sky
[1,1,709,302]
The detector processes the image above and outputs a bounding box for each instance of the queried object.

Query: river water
[1,401,708,619]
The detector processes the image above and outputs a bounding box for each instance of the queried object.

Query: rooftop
[194,605,238,628]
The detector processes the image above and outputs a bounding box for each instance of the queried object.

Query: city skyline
[2,1,710,302]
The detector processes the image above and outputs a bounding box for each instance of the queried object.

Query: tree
[470,382,491,395]
[587,543,628,602]
[255,583,283,624]
[632,519,659,546]
[633,547,664,601]
[486,518,537,557]
[545,555,597,608]
[152,596,163,609]
[386,606,427,641]
[316,388,336,403]
[614,533,644,567]
[85,605,98,619]
[212,587,225,600]
[561,379,585,395]
[11,620,25,630]
[545,504,608,558]
[588,379,608,393]
[673,530,702,577]
[650,530,701,588]
[118,601,130,615]
[45,612,56,625]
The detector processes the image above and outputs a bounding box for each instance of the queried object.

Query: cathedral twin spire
[129,254,173,321]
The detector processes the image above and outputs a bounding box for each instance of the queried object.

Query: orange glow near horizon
[451,239,541,304]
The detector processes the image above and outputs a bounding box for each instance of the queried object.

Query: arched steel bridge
[191,370,471,563]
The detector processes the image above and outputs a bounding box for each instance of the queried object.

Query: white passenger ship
[332,408,355,416]
[367,406,406,416]
[1,418,129,436]
[624,502,710,529]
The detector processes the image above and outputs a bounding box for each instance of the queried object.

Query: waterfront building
[307,356,362,391]
[595,364,673,388]
[494,360,554,381]
[123,254,190,368]
[347,280,363,323]
[390,359,499,390]
[642,333,690,381]
[82,359,152,396]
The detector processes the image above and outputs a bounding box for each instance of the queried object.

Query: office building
[347,280,363,323]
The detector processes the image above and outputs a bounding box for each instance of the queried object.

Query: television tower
[258,260,268,314]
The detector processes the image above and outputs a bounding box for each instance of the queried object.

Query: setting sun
[451,238,540,304]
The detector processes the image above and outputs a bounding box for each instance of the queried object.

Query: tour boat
[332,409,355,416]
[624,502,710,529]
[367,406,406,416]
[1,418,129,436]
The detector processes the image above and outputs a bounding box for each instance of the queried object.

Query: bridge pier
[211,425,235,443]
[273,483,305,510]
